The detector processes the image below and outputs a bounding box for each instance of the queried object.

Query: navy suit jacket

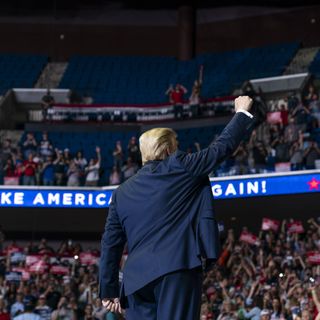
[99,112,254,300]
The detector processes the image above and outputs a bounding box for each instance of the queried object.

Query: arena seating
[0,54,47,95]
[59,42,299,104]
[309,50,320,78]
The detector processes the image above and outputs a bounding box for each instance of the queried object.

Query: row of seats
[0,54,47,95]
[59,42,299,104]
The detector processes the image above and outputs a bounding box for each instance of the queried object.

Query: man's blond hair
[139,128,177,165]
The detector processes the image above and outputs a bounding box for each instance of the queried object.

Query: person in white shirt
[34,295,51,320]
[85,147,101,187]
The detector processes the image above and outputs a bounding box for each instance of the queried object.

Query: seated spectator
[85,147,101,187]
[22,153,37,186]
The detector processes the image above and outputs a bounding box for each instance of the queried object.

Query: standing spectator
[4,158,17,178]
[121,157,137,181]
[189,65,203,118]
[63,149,72,166]
[39,133,53,160]
[34,295,51,320]
[270,298,282,320]
[74,151,87,186]
[271,136,290,163]
[41,156,55,186]
[290,141,304,171]
[74,151,88,172]
[112,142,123,169]
[22,154,37,186]
[53,150,66,186]
[279,104,289,128]
[109,167,121,186]
[10,293,25,318]
[260,309,271,320]
[41,90,55,121]
[22,133,37,159]
[85,147,101,187]
[303,141,320,169]
[251,142,267,173]
[67,161,81,187]
[166,84,188,119]
[0,298,9,320]
[127,137,140,165]
[1,139,14,162]
[92,299,106,320]
[232,144,248,175]
[51,297,76,320]
[303,84,319,107]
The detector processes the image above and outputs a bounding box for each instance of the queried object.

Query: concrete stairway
[284,46,320,75]
[34,62,68,89]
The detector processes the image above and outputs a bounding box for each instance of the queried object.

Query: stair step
[34,62,68,89]
[284,46,320,75]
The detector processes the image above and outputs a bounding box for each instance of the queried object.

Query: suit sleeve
[176,112,254,176]
[99,192,126,299]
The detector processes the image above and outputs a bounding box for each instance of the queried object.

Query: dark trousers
[126,267,203,320]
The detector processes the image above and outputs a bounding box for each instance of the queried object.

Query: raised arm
[176,96,254,176]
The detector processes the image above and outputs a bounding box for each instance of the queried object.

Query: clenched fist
[234,96,253,113]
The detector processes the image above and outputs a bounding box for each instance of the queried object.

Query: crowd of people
[1,83,320,186]
[0,133,141,187]
[0,233,121,320]
[1,216,320,320]
[217,85,320,176]
[200,217,320,320]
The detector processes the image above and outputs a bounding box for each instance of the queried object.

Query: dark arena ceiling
[0,0,319,12]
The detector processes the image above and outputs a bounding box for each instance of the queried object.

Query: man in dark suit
[99,96,254,319]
